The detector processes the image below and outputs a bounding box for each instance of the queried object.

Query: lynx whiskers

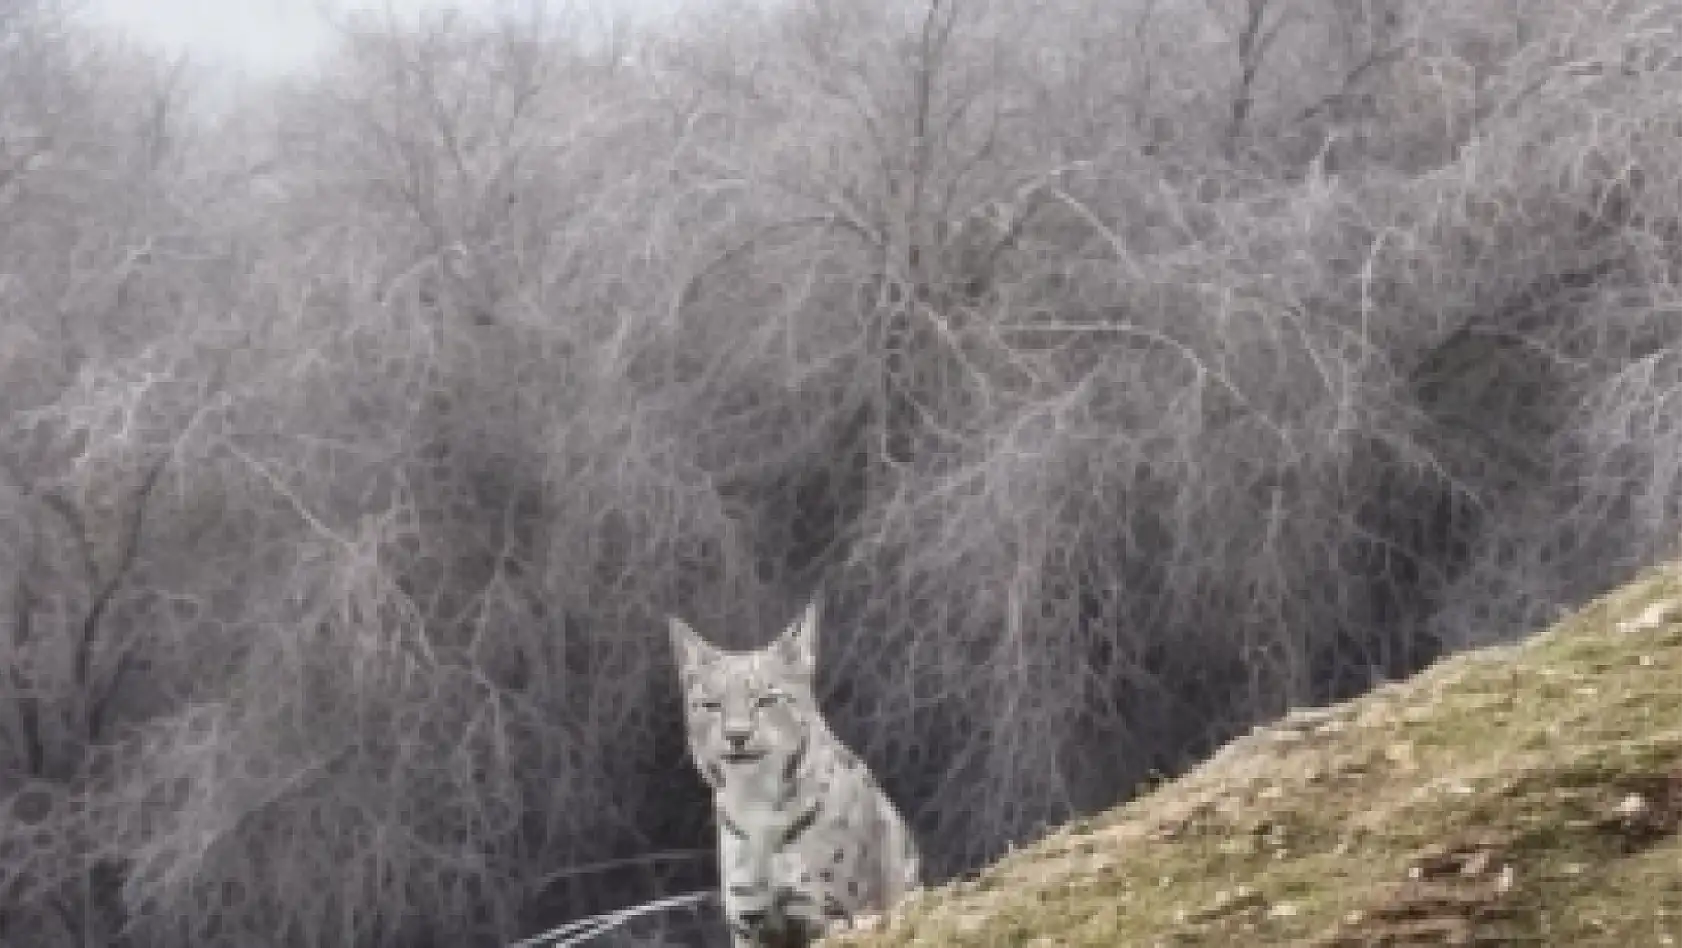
[669,602,920,948]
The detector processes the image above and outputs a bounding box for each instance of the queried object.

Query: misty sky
[82,1,672,78]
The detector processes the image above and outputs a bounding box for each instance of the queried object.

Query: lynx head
[669,602,820,786]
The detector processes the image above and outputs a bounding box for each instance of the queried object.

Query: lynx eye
[698,699,722,712]
[754,690,786,708]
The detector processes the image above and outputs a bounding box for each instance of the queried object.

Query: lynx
[669,602,921,948]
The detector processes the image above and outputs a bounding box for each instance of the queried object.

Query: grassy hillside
[830,564,1682,946]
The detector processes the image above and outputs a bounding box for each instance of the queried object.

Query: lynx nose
[724,728,751,750]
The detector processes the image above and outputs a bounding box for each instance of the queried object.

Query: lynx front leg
[726,917,760,948]
[719,824,775,948]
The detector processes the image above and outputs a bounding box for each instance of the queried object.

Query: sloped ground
[829,563,1682,946]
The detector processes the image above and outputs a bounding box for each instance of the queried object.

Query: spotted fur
[670,602,920,948]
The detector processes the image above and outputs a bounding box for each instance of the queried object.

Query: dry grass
[7,1,1682,944]
[829,561,1682,946]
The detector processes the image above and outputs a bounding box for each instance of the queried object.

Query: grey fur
[670,602,920,948]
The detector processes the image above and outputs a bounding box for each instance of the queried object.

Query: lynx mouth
[723,750,767,764]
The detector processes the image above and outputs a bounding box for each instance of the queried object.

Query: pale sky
[82,1,672,79]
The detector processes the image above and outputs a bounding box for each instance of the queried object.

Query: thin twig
[508,890,716,948]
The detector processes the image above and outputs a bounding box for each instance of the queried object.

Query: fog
[4,1,1680,946]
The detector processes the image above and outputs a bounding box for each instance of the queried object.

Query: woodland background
[2,0,1681,945]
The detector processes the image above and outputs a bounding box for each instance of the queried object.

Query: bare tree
[5,1,1682,946]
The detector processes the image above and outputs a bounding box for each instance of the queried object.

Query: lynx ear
[775,600,819,672]
[669,616,716,669]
